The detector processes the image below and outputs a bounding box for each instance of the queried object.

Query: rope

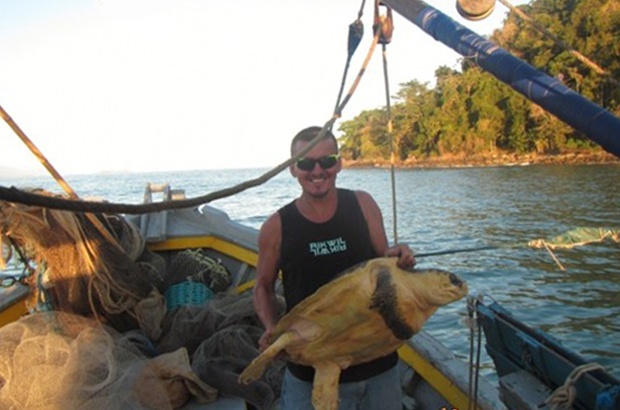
[497,0,619,87]
[466,295,483,410]
[1,10,386,216]
[35,264,53,312]
[0,104,127,257]
[0,104,79,200]
[545,362,606,409]
[332,0,366,123]
[0,274,29,287]
[0,240,34,287]
[375,1,398,244]
[0,209,36,284]
[541,240,566,271]
[416,244,516,258]
[332,13,383,119]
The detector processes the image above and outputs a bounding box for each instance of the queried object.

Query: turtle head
[409,268,468,306]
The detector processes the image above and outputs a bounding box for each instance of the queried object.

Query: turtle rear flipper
[238,331,298,384]
[312,361,341,410]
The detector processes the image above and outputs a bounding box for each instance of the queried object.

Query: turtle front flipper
[311,361,341,410]
[238,331,298,384]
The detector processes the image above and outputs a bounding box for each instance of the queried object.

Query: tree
[338,0,619,163]
[338,109,389,161]
[391,80,433,159]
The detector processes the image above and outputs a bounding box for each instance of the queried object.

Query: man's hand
[386,244,416,269]
[258,328,273,352]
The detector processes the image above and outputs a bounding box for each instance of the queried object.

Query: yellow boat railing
[0,286,30,328]
[397,343,478,409]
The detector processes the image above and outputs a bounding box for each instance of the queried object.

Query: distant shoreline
[1,152,618,179]
[343,151,620,169]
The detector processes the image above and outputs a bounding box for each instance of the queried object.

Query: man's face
[290,138,341,198]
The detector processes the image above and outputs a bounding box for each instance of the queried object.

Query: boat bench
[499,370,552,409]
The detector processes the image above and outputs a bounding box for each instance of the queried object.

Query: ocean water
[1,164,619,378]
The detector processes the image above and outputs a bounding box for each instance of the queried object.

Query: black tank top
[278,188,398,383]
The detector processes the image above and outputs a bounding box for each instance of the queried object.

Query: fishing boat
[0,182,505,409]
[2,181,618,409]
[1,0,619,409]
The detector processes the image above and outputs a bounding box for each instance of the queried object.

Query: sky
[0,0,526,175]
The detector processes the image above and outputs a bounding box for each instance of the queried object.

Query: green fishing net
[528,227,620,249]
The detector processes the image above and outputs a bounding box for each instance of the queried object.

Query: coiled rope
[545,362,606,409]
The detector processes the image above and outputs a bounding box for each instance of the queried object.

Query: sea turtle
[238,257,468,410]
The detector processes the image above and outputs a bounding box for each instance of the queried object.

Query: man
[253,126,415,409]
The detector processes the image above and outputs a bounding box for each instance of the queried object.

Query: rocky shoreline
[343,151,620,169]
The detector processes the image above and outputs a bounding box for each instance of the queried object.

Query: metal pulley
[456,0,496,21]
[347,19,364,57]
[374,4,393,45]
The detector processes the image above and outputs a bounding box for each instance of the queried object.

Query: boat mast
[381,0,620,158]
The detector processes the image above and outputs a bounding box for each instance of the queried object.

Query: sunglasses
[295,154,340,171]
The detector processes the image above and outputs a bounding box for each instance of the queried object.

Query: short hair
[290,126,338,156]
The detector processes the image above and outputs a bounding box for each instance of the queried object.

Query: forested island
[337,0,619,167]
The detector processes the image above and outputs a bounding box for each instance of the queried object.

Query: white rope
[545,362,605,409]
[541,240,566,271]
